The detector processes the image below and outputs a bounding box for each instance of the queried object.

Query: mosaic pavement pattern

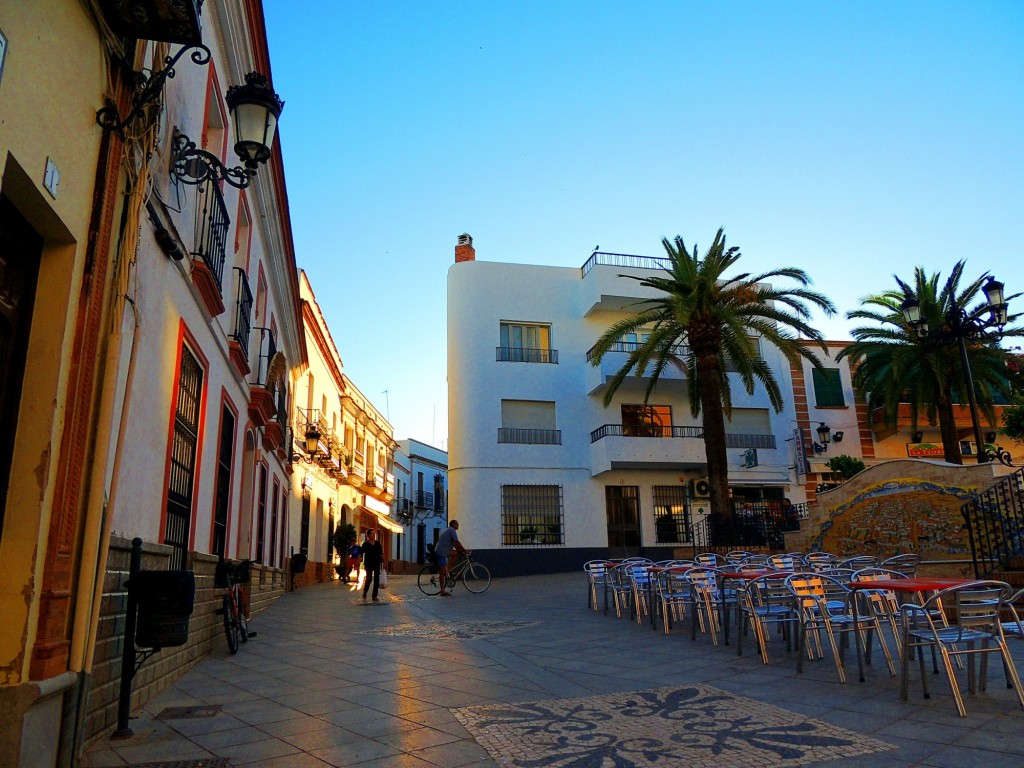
[454,684,894,768]
[360,619,540,639]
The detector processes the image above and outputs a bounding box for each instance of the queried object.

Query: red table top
[717,570,794,580]
[849,577,976,592]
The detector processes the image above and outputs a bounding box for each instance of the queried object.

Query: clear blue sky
[263,1,1023,448]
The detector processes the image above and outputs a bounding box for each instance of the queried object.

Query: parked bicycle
[418,552,491,595]
[216,559,256,654]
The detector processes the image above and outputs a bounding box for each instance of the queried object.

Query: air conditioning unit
[689,478,711,498]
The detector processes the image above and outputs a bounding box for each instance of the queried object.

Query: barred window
[501,484,563,546]
[652,485,690,544]
[812,368,845,407]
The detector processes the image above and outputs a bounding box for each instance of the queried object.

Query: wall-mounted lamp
[833,430,844,444]
[170,72,284,189]
[810,422,832,454]
[912,431,923,443]
[304,425,321,454]
[985,431,997,444]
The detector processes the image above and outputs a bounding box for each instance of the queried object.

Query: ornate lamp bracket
[97,44,212,133]
[170,133,255,189]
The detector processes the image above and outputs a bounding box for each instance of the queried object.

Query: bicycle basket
[236,560,252,584]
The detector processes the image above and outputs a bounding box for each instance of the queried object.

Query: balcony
[248,328,277,427]
[498,428,562,445]
[413,490,445,515]
[190,176,229,317]
[579,251,672,315]
[589,423,706,474]
[585,340,690,395]
[496,346,558,364]
[229,268,253,377]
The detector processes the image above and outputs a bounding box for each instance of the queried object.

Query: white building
[447,235,802,575]
[392,438,448,565]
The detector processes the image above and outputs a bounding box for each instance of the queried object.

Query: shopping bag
[379,569,388,589]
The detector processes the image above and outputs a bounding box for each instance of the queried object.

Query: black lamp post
[901,276,1009,464]
[171,72,284,189]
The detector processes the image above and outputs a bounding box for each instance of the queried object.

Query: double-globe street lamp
[901,276,1009,464]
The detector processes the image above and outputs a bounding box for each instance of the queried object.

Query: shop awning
[360,505,404,533]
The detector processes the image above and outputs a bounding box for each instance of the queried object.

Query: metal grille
[166,346,203,570]
[269,478,280,568]
[211,406,234,559]
[498,428,562,445]
[501,485,564,546]
[496,346,559,364]
[252,327,276,386]
[232,267,253,350]
[962,467,1024,577]
[586,340,690,363]
[300,495,310,556]
[653,485,690,543]
[581,251,671,277]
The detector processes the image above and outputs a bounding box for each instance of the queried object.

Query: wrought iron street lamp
[171,72,284,189]
[901,276,1010,464]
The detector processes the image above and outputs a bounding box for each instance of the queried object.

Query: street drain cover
[155,704,222,720]
[125,760,230,768]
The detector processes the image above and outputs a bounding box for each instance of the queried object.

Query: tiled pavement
[82,573,1024,768]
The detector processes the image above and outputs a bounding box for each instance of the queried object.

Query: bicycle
[418,552,491,595]
[216,559,256,654]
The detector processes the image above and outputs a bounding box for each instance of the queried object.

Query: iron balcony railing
[590,424,703,442]
[414,490,433,509]
[496,346,558,364]
[585,340,690,363]
[498,428,562,445]
[724,433,777,449]
[251,327,276,387]
[962,467,1024,577]
[580,250,671,277]
[689,501,789,552]
[192,176,229,289]
[232,268,253,350]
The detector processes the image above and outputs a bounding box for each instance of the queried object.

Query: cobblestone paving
[360,619,540,639]
[454,684,894,768]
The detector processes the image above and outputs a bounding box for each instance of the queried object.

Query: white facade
[392,438,448,564]
[448,246,801,574]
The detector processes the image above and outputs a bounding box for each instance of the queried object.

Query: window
[498,321,556,363]
[501,485,563,546]
[621,404,671,437]
[165,345,203,570]
[255,465,267,563]
[499,399,561,444]
[212,405,235,558]
[653,485,690,544]
[812,368,845,407]
[300,495,310,556]
[270,477,280,568]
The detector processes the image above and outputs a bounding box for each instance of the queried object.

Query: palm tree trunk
[695,354,732,532]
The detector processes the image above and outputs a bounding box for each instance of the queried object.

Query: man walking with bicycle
[436,519,468,597]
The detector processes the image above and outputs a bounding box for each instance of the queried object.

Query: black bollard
[112,537,142,739]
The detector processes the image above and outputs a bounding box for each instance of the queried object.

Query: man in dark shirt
[360,529,384,602]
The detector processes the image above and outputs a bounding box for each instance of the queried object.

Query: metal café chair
[694,552,725,567]
[900,581,1024,717]
[766,553,804,571]
[584,560,609,611]
[786,573,896,684]
[725,550,754,565]
[685,567,731,645]
[1002,587,1024,640]
[737,573,797,664]
[804,552,840,572]
[880,553,921,577]
[655,567,692,635]
[839,555,880,570]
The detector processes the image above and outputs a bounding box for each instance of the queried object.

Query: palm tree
[838,262,1021,464]
[589,228,835,523]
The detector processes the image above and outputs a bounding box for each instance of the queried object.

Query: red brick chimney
[455,233,475,263]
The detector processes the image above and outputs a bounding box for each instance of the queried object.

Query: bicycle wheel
[463,563,491,593]
[237,590,249,643]
[222,595,239,654]
[418,565,441,595]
